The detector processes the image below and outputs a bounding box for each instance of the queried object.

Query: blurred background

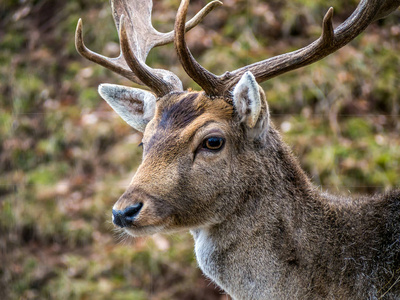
[1,0,399,299]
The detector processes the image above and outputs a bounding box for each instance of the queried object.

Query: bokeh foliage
[0,0,399,299]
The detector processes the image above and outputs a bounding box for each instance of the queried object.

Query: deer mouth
[123,224,168,237]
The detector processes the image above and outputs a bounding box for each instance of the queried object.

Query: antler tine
[154,0,223,48]
[75,18,143,85]
[216,7,338,91]
[175,0,224,96]
[76,0,222,95]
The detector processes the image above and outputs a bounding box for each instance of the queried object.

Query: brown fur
[114,91,400,299]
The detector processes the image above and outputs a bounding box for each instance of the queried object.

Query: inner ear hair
[233,71,262,129]
[98,83,156,132]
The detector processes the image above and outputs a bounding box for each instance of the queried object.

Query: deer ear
[98,84,156,132]
[233,71,269,137]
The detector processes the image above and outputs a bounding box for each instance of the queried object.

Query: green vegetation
[1,0,399,299]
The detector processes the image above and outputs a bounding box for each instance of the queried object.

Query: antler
[75,0,222,96]
[175,0,400,97]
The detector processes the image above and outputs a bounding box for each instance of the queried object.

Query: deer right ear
[98,84,156,132]
[233,72,269,138]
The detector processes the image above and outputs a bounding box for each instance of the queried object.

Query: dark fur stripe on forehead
[159,93,204,129]
[144,93,233,155]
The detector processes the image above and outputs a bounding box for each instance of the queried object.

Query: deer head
[76,0,400,237]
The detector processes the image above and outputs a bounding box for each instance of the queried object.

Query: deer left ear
[233,71,269,137]
[98,84,156,132]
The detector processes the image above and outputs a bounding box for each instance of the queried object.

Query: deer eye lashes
[201,137,225,151]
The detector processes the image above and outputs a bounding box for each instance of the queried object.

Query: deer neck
[191,128,321,298]
[190,128,399,299]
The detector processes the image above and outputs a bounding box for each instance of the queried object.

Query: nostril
[112,209,125,228]
[123,203,143,221]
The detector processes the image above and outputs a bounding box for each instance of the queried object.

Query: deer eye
[202,137,225,151]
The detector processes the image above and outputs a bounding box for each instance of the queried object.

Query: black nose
[112,203,143,228]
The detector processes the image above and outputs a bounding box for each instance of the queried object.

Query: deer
[75,0,400,299]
